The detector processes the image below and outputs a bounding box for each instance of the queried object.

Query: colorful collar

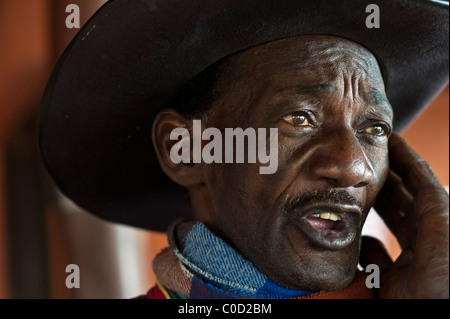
[154,220,313,299]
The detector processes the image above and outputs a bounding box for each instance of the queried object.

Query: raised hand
[360,132,449,298]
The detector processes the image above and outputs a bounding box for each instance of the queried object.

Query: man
[39,0,449,298]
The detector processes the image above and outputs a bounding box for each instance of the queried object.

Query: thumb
[360,236,393,270]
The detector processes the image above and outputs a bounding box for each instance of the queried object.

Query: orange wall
[0,0,53,299]
[402,87,449,186]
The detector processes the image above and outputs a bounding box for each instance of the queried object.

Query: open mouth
[287,203,362,250]
[306,212,345,230]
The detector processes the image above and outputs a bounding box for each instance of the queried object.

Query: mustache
[282,189,364,214]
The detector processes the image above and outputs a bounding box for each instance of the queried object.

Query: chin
[310,268,357,291]
[264,239,360,291]
[277,264,357,291]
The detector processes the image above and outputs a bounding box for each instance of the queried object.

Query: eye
[280,112,313,127]
[364,124,388,137]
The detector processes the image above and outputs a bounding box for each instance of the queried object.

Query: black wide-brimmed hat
[38,0,449,232]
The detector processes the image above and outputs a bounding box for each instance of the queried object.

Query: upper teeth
[312,212,341,221]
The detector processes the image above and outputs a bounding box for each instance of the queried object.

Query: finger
[373,193,415,250]
[389,132,448,224]
[378,170,414,217]
[359,236,393,270]
[388,132,442,197]
[373,192,403,235]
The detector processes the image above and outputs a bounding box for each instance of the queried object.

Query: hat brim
[38,0,449,231]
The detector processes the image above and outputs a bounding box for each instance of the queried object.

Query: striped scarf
[147,220,374,299]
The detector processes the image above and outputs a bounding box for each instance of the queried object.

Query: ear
[152,109,203,187]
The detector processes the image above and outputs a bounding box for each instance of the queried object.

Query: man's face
[196,35,392,291]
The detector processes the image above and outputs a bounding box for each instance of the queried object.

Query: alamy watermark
[170,120,279,174]
[365,264,380,289]
[65,3,381,30]
[65,264,80,289]
[366,4,380,29]
[65,4,80,29]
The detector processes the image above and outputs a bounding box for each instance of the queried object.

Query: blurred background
[0,0,448,298]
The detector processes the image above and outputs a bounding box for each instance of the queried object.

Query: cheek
[374,146,389,181]
[366,145,390,201]
[202,160,289,240]
[204,163,263,222]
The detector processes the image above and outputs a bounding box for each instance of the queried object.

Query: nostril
[321,178,369,189]
[315,167,372,189]
[321,177,339,187]
[354,181,369,188]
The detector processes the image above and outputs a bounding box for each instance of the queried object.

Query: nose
[306,129,375,188]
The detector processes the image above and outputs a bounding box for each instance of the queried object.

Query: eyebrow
[290,84,393,119]
[365,90,393,120]
[294,84,336,95]
[367,90,388,105]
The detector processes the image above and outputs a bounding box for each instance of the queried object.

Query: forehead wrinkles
[229,35,381,78]
[210,36,384,123]
[299,39,380,75]
[300,41,385,98]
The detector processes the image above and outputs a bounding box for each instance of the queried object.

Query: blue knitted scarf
[169,221,313,299]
